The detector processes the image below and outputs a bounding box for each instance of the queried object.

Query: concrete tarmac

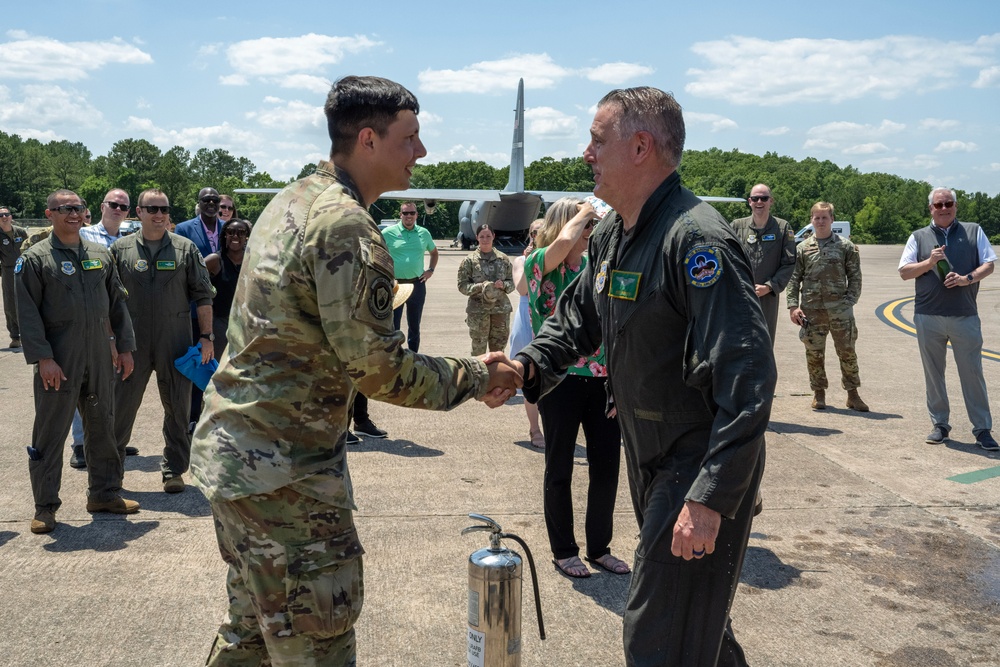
[1,243,998,667]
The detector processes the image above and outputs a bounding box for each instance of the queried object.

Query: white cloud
[136,97,151,110]
[419,54,573,94]
[277,74,331,94]
[0,33,152,81]
[525,106,579,139]
[761,126,790,136]
[226,34,380,77]
[919,118,960,131]
[842,142,889,155]
[686,112,738,132]
[13,128,64,142]
[583,62,654,84]
[0,84,103,129]
[803,139,838,150]
[806,120,905,147]
[973,65,1000,87]
[934,140,979,153]
[219,74,248,86]
[686,34,998,105]
[861,155,941,171]
[987,163,1000,171]
[245,99,325,132]
[125,116,259,153]
[422,144,508,167]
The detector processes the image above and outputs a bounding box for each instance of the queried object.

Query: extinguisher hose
[500,532,546,640]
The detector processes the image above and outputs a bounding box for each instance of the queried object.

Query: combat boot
[31,509,56,534]
[811,390,826,410]
[846,389,869,412]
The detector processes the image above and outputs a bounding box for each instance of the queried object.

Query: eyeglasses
[529,230,538,238]
[400,211,417,216]
[225,230,249,238]
[141,205,171,214]
[200,196,221,204]
[103,201,130,211]
[219,204,235,211]
[49,205,87,215]
[931,201,955,210]
[0,212,10,218]
[749,195,771,203]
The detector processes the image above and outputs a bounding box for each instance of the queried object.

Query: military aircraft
[238,79,743,249]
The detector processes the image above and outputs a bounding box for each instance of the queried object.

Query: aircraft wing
[380,188,504,202]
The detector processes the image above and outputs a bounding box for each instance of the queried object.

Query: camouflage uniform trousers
[466,312,510,356]
[799,307,861,391]
[206,485,364,667]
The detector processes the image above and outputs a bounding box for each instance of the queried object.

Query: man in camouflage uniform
[189,76,520,667]
[111,188,215,494]
[731,183,797,345]
[0,205,28,348]
[456,224,515,355]
[787,202,869,412]
[15,189,138,534]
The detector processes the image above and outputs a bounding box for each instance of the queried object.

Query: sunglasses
[103,201,130,211]
[225,230,249,238]
[401,211,417,216]
[141,205,171,214]
[219,204,235,211]
[0,212,10,218]
[200,197,221,204]
[50,205,87,215]
[749,195,771,203]
[931,201,955,210]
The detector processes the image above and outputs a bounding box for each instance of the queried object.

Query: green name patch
[156,260,176,270]
[81,259,103,270]
[608,270,641,300]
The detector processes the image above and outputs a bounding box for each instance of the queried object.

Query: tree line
[2,130,998,244]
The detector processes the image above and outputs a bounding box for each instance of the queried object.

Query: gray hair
[597,87,685,168]
[928,187,956,205]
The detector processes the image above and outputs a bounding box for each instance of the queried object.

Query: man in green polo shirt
[381,201,438,353]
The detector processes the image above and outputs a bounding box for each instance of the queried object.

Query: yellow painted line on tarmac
[876,296,1000,362]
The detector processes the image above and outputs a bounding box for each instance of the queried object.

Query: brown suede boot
[811,390,826,410]
[846,389,869,412]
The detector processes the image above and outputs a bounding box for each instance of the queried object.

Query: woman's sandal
[552,555,591,579]
[529,430,545,450]
[585,553,631,575]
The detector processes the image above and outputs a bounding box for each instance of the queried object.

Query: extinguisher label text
[468,590,479,626]
[467,627,485,667]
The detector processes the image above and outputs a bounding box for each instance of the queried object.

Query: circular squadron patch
[368,275,394,320]
[684,246,722,288]
[61,261,76,275]
[135,259,149,272]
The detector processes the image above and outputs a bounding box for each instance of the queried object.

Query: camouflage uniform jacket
[19,226,52,252]
[0,225,28,267]
[456,248,514,315]
[190,160,491,506]
[786,234,861,312]
[15,235,136,365]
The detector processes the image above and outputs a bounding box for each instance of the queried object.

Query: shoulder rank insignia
[685,246,722,288]
[61,261,76,275]
[81,259,103,270]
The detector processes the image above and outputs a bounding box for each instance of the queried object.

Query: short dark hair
[47,189,81,209]
[138,188,168,207]
[325,76,419,158]
[598,86,685,168]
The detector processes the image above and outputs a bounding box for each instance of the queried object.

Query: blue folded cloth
[173,343,219,391]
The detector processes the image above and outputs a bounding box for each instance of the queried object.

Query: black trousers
[537,374,622,560]
[350,393,369,424]
[393,279,427,353]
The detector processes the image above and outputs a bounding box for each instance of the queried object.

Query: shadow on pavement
[350,438,444,457]
[121,488,212,517]
[740,545,810,590]
[42,519,160,553]
[768,422,843,436]
[0,530,17,548]
[567,565,630,618]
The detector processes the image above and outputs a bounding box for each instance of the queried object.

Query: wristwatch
[200,332,215,342]
[967,273,974,284]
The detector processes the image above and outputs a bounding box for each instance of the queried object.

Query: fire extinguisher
[462,513,545,667]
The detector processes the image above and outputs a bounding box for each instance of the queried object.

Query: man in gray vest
[898,187,997,450]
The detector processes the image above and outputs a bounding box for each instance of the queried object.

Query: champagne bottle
[934,245,952,281]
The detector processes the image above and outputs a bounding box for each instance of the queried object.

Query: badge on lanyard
[608,270,641,300]
[135,259,149,272]
[61,261,76,275]
[685,246,722,288]
[156,260,176,271]
[81,259,103,270]
[595,260,609,294]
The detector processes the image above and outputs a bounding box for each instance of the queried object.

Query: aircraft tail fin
[504,78,525,193]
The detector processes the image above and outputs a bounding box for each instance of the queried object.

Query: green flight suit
[1,224,28,339]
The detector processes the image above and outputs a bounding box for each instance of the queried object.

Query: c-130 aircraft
[238,79,742,248]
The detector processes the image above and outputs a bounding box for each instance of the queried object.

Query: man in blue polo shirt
[382,201,438,353]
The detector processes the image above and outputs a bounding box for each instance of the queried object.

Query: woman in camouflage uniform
[457,224,515,355]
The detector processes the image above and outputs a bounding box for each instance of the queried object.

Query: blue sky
[2,0,998,195]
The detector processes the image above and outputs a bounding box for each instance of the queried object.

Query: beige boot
[811,390,826,410]
[846,389,869,412]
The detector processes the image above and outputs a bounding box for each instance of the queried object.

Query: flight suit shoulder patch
[14,257,23,274]
[684,245,722,288]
